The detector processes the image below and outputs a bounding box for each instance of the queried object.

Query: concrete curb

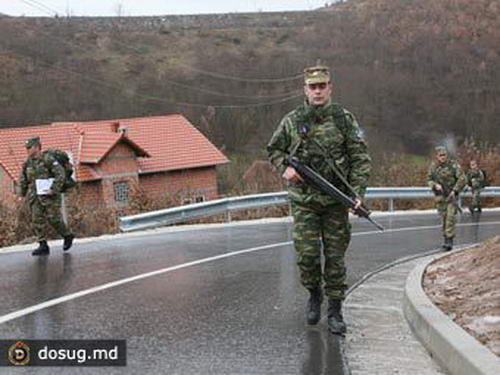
[403,251,500,375]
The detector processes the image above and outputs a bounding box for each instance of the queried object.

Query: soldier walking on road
[18,137,74,256]
[466,160,486,214]
[267,65,372,334]
[427,146,466,251]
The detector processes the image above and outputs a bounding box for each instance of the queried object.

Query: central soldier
[267,65,372,334]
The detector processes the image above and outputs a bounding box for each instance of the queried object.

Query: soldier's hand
[434,184,443,192]
[46,189,54,195]
[282,166,303,183]
[350,198,362,213]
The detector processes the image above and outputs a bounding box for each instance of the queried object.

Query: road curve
[0,211,499,374]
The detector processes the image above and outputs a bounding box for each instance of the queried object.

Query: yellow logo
[8,341,30,366]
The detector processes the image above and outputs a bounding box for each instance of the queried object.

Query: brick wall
[91,143,140,208]
[75,180,103,208]
[98,143,141,175]
[139,166,219,202]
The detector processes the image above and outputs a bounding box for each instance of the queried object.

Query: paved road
[0,211,499,374]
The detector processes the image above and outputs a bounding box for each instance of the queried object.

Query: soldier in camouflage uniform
[267,65,371,334]
[466,160,486,214]
[19,137,74,256]
[427,146,466,251]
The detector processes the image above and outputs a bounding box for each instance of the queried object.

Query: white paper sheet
[35,178,54,195]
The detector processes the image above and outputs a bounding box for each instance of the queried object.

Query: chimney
[111,122,120,132]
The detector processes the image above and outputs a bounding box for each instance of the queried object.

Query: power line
[180,65,303,83]
[6,3,305,107]
[1,49,303,109]
[3,17,303,99]
[153,77,302,99]
[18,0,58,17]
[17,0,303,84]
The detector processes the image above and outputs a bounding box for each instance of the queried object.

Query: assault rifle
[432,184,463,214]
[288,156,384,231]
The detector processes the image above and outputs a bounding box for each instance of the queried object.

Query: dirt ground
[423,236,500,356]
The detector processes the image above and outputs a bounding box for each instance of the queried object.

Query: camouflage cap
[435,146,448,155]
[25,136,41,148]
[304,65,330,85]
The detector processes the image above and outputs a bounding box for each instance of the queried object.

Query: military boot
[63,234,74,251]
[446,237,454,251]
[442,237,450,251]
[327,299,346,334]
[32,241,50,256]
[443,237,453,251]
[306,288,323,325]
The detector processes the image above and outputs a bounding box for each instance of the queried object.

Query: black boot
[442,237,448,250]
[443,237,453,252]
[327,299,346,334]
[306,288,323,325]
[63,234,74,251]
[447,237,454,251]
[32,241,50,256]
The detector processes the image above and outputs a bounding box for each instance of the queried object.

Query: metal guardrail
[119,187,500,232]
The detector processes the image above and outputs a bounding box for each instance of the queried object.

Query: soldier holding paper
[19,137,74,256]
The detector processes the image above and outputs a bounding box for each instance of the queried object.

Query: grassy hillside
[0,0,498,155]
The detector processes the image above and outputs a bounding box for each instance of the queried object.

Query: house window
[195,196,205,203]
[114,181,129,203]
[0,167,3,183]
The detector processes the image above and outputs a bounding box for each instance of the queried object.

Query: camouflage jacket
[427,160,466,196]
[466,169,485,189]
[20,152,66,202]
[267,101,372,206]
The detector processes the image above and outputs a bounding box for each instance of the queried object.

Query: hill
[0,0,498,154]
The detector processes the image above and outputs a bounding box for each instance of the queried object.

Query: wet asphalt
[0,211,499,374]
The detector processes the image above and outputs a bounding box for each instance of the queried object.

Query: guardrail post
[388,198,394,212]
[226,210,232,223]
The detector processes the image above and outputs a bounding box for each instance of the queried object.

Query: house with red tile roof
[0,114,229,208]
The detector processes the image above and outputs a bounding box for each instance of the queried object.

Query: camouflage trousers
[470,189,482,209]
[435,198,457,239]
[291,201,351,300]
[30,195,71,242]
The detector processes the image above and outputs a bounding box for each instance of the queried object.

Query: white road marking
[0,221,499,325]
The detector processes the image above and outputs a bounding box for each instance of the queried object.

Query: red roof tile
[79,131,149,164]
[0,114,228,182]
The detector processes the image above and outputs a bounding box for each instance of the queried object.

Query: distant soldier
[19,137,74,256]
[466,160,486,214]
[427,146,466,251]
[267,65,371,334]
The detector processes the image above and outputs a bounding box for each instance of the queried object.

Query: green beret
[25,137,41,148]
[304,65,331,84]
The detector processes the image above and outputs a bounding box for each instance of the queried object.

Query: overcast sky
[0,1,336,17]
